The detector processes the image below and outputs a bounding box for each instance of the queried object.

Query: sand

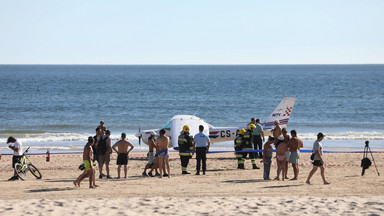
[0,151,383,215]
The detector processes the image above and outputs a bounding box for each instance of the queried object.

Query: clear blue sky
[0,0,383,64]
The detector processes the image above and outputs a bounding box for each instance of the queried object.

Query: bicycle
[14,147,42,180]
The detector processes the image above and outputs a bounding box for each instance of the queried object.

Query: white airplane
[135,97,296,149]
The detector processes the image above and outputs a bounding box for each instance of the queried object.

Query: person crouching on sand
[73,137,98,188]
[112,133,134,179]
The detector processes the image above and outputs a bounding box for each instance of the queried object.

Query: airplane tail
[263,97,296,130]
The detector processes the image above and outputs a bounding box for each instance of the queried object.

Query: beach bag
[310,153,315,160]
[97,136,108,155]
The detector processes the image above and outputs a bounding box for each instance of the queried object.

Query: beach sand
[0,151,383,215]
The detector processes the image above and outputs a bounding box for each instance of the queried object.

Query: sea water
[0,65,383,153]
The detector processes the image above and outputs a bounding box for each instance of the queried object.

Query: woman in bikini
[274,136,288,181]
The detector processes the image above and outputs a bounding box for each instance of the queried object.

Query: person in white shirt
[7,136,23,181]
[193,125,211,175]
[306,133,330,185]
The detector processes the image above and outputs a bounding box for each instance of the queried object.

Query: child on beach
[262,136,275,180]
[274,136,288,181]
[73,137,98,188]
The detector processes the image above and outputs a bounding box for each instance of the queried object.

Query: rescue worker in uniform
[234,129,246,169]
[242,124,260,169]
[178,125,193,174]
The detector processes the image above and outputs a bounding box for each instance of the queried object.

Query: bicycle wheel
[14,163,27,180]
[28,163,42,179]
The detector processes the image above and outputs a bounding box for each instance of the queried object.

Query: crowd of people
[4,119,329,188]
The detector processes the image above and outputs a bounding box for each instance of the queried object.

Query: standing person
[273,120,282,142]
[282,128,291,179]
[178,125,193,174]
[73,137,97,188]
[112,133,134,179]
[157,129,171,178]
[193,125,211,175]
[254,119,265,159]
[306,133,330,185]
[262,136,275,180]
[274,136,288,181]
[97,130,112,179]
[142,131,158,177]
[288,130,303,180]
[243,124,259,169]
[234,129,246,169]
[97,121,107,132]
[92,127,102,164]
[7,137,23,181]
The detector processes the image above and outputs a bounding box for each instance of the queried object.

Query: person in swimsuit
[156,129,171,178]
[282,128,291,179]
[142,131,159,177]
[112,133,134,179]
[74,137,98,188]
[274,136,287,181]
[288,130,303,180]
[262,136,275,180]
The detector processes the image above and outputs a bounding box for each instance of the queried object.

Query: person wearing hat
[112,133,134,179]
[98,130,112,179]
[234,129,246,169]
[274,135,288,181]
[142,131,159,177]
[178,125,193,174]
[7,136,23,181]
[306,133,330,185]
[242,124,260,169]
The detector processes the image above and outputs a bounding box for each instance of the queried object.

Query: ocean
[1,65,383,153]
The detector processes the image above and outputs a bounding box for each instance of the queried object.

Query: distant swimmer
[157,129,171,178]
[306,133,330,185]
[73,137,98,188]
[112,133,134,179]
[178,125,193,174]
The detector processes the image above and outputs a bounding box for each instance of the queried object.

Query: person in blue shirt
[193,125,211,175]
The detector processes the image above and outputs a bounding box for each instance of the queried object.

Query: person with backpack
[97,130,112,179]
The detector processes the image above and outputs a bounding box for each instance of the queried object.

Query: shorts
[285,151,291,162]
[158,149,169,158]
[84,160,94,171]
[147,151,156,165]
[98,153,110,166]
[312,160,323,167]
[289,152,300,164]
[12,156,22,168]
[117,153,128,165]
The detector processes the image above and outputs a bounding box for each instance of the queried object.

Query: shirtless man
[142,132,158,177]
[274,136,288,181]
[156,129,171,178]
[74,137,98,188]
[112,133,134,179]
[288,130,303,180]
[97,121,107,132]
[273,120,282,142]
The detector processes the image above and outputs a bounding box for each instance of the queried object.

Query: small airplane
[135,97,296,149]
